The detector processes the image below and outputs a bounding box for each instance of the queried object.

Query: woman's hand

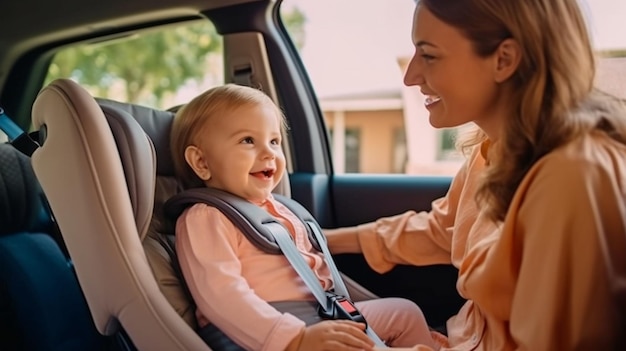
[323,227,362,254]
[295,320,374,351]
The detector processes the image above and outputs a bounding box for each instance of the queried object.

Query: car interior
[10,0,624,350]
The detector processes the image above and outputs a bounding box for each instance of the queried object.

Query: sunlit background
[11,0,621,175]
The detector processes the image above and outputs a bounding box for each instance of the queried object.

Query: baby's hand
[298,320,374,351]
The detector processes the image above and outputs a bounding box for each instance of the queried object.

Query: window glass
[45,20,224,110]
[280,0,462,175]
[281,0,626,175]
[329,128,361,172]
[439,129,457,161]
[392,128,407,173]
[584,1,626,99]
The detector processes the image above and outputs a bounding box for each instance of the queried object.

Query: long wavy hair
[419,0,626,221]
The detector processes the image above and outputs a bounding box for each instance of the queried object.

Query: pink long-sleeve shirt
[175,195,332,351]
[352,131,626,350]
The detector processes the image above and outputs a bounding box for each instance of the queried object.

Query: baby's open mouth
[251,169,275,179]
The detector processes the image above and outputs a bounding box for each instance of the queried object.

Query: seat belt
[164,187,386,346]
[0,108,70,257]
[232,64,253,87]
[271,196,350,298]
[0,107,39,156]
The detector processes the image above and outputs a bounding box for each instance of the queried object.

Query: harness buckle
[317,291,367,325]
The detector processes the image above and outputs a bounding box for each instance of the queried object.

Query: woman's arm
[324,226,362,254]
[325,147,483,273]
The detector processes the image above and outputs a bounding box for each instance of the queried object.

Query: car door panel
[330,174,452,226]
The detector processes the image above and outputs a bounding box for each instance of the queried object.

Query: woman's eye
[421,54,435,62]
[271,138,280,145]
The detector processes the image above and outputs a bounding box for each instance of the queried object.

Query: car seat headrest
[97,98,176,177]
[97,103,158,240]
[0,144,49,235]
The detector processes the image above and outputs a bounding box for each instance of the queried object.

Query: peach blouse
[355,131,625,350]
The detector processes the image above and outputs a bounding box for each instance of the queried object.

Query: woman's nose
[403,53,424,87]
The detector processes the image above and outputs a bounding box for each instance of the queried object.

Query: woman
[326,0,626,350]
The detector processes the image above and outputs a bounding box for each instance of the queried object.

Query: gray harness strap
[164,187,322,253]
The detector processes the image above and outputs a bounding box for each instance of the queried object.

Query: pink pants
[355,297,442,349]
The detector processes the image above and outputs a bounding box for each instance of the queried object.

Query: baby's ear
[493,38,521,83]
[184,145,211,180]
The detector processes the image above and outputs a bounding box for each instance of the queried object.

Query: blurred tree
[46,6,306,106]
[46,22,221,105]
[598,49,626,57]
[282,5,307,49]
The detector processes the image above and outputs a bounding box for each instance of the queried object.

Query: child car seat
[31,78,210,351]
[0,143,108,350]
[30,78,378,351]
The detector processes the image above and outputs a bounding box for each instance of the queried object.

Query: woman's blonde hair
[170,84,287,189]
[420,0,626,221]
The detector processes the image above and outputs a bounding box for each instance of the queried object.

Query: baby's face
[193,103,286,204]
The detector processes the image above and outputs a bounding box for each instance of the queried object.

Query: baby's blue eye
[241,137,254,144]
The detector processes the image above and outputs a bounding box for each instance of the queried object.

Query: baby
[169,83,440,351]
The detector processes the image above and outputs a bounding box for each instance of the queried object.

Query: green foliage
[438,128,458,160]
[46,22,220,105]
[46,7,306,107]
[282,5,307,49]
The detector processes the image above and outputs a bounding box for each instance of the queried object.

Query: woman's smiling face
[403,4,504,132]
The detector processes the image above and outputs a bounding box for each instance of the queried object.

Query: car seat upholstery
[31,78,211,351]
[30,78,378,351]
[0,143,107,350]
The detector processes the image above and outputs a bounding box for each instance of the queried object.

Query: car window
[587,1,626,100]
[280,0,626,176]
[280,0,463,176]
[45,20,224,110]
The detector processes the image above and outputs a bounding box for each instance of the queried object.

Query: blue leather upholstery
[0,143,106,351]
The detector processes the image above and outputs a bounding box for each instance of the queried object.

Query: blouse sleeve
[357,153,475,273]
[510,154,620,350]
[175,204,305,351]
